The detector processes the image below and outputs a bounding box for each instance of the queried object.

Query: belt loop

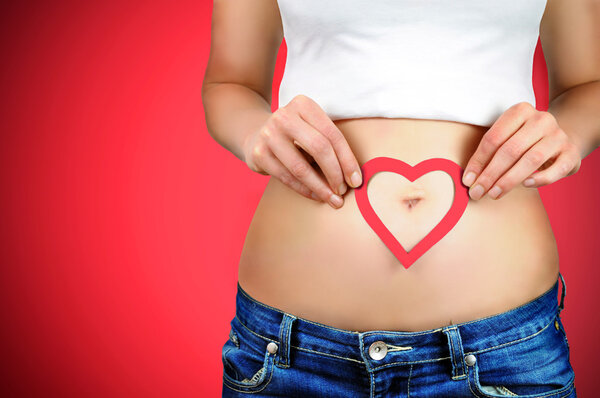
[558,271,566,315]
[276,313,296,368]
[442,326,467,380]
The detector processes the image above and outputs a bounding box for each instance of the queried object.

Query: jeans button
[369,341,388,360]
[465,354,476,366]
[267,342,278,354]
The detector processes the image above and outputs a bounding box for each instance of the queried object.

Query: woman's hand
[462,102,582,200]
[242,94,363,209]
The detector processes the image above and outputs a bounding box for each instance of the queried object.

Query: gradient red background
[0,2,598,397]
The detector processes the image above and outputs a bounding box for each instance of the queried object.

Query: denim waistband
[233,272,566,376]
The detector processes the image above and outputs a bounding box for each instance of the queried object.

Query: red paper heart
[355,157,469,269]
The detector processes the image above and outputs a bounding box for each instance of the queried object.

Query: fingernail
[469,184,484,200]
[338,182,347,196]
[488,186,502,199]
[311,192,320,201]
[463,171,476,187]
[523,178,535,187]
[329,193,343,208]
[350,171,362,188]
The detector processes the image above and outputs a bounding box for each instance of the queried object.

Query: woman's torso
[238,117,560,332]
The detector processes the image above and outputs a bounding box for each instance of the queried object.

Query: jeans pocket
[221,317,276,394]
[466,316,575,397]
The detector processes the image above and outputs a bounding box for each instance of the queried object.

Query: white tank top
[276,0,547,127]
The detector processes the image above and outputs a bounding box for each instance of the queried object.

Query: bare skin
[202,0,600,332]
[237,118,560,332]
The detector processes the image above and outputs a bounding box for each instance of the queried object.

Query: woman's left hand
[462,102,582,200]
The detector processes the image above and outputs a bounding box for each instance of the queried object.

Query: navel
[400,188,427,211]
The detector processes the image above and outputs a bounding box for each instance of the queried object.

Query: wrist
[243,110,272,158]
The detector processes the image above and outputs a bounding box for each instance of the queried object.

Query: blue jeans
[221,272,575,397]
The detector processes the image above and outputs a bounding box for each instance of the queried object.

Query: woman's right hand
[242,94,363,209]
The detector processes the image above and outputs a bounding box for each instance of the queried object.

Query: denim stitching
[363,328,444,337]
[287,316,297,364]
[234,304,556,366]
[357,336,375,398]
[464,317,553,357]
[447,328,458,378]
[235,318,364,364]
[222,345,240,380]
[386,343,413,352]
[560,381,576,398]
[277,316,285,367]
[465,361,576,398]
[223,372,273,394]
[371,356,452,371]
[498,385,519,396]
[373,317,551,372]
[407,363,413,398]
[278,314,297,368]
[466,365,483,398]
[448,326,467,377]
[445,326,466,380]
[294,344,365,364]
[282,316,291,367]
[222,352,275,394]
[235,314,271,342]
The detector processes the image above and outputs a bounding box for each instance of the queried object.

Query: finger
[469,113,547,200]
[268,133,344,209]
[485,134,562,199]
[294,97,363,189]
[294,141,316,165]
[462,102,535,187]
[287,118,348,197]
[274,109,346,196]
[255,145,314,199]
[520,150,578,188]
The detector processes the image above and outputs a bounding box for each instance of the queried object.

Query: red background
[0,1,598,397]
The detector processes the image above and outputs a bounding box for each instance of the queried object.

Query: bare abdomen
[237,117,560,332]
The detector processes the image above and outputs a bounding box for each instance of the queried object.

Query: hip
[221,274,575,397]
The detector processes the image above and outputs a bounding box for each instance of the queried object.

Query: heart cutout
[354,157,469,269]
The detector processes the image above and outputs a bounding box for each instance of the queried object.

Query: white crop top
[276,0,548,127]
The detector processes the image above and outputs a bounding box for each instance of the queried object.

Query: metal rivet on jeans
[555,320,560,330]
[369,341,388,360]
[267,342,278,354]
[229,329,239,347]
[465,354,476,366]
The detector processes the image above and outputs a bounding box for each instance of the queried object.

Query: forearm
[202,82,273,163]
[547,80,600,160]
